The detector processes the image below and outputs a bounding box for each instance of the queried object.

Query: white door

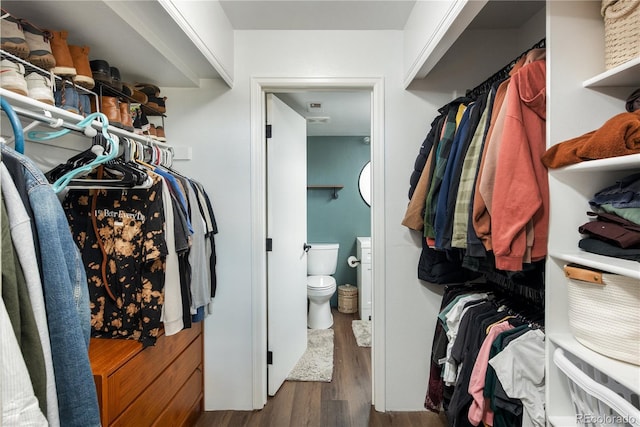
[266,93,308,396]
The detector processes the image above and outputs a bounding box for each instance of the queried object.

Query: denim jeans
[590,172,640,209]
[2,145,100,427]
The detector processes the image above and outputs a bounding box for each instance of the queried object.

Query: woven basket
[564,264,640,365]
[338,284,358,314]
[601,0,640,69]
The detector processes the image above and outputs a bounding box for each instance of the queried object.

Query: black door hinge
[266,238,273,252]
[267,351,273,365]
[266,124,272,139]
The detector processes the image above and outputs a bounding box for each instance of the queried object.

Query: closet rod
[11,104,98,137]
[464,37,546,100]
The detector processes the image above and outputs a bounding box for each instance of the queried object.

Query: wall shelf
[307,185,344,199]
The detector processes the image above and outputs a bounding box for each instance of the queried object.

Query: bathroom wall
[307,135,371,306]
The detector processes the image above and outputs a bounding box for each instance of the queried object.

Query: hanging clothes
[1,163,60,426]
[62,171,168,347]
[2,144,101,427]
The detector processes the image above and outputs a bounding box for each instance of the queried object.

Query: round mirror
[359,161,371,206]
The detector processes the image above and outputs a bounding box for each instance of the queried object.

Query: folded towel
[542,111,640,168]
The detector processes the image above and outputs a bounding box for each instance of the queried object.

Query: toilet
[307,243,339,329]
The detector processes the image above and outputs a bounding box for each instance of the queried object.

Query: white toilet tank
[307,243,339,275]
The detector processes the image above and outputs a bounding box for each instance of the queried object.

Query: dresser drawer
[107,324,202,423]
[153,366,203,427]
[90,322,203,426]
[110,335,203,426]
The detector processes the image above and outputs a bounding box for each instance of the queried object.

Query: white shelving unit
[546,1,640,423]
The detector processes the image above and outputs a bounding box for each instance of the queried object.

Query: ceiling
[1,0,544,137]
[218,0,417,30]
[276,91,371,137]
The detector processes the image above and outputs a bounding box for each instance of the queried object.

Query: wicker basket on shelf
[564,264,640,366]
[601,0,640,69]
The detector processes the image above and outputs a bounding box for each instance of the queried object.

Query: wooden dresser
[88,322,203,426]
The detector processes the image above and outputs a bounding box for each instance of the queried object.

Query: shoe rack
[92,80,166,126]
[0,51,173,166]
[1,48,99,112]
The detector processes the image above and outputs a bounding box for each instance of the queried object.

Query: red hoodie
[491,59,548,271]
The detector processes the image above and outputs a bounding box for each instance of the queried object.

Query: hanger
[60,137,153,190]
[24,111,119,192]
[0,97,25,154]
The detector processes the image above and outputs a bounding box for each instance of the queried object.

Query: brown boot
[100,96,122,128]
[68,45,94,89]
[146,123,158,139]
[21,21,56,70]
[119,101,133,132]
[49,30,76,76]
[155,126,166,142]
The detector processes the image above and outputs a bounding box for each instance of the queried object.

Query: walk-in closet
[1,1,639,426]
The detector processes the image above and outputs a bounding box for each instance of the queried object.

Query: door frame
[250,77,386,411]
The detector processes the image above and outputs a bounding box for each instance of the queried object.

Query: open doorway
[277,90,371,315]
[249,77,387,411]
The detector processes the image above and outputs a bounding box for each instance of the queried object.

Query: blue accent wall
[307,136,371,306]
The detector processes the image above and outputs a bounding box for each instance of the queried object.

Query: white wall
[403,0,487,87]
[160,0,235,85]
[162,30,447,411]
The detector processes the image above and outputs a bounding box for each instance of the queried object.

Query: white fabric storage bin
[554,348,640,427]
[564,264,640,366]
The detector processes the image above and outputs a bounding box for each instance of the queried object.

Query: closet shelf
[548,333,640,395]
[307,185,344,199]
[550,153,640,173]
[548,250,640,280]
[583,56,640,88]
[0,88,171,151]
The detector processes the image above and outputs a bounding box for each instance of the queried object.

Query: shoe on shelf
[109,66,122,92]
[89,59,111,86]
[146,95,167,114]
[100,96,122,128]
[54,83,80,114]
[1,10,29,59]
[132,107,149,134]
[49,30,76,76]
[135,82,160,97]
[146,123,158,139]
[155,126,166,142]
[78,93,91,117]
[26,72,54,105]
[68,45,94,89]
[122,82,148,105]
[21,20,56,70]
[119,100,134,132]
[0,59,28,96]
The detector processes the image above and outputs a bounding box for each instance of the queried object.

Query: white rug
[286,328,334,382]
[352,320,371,347]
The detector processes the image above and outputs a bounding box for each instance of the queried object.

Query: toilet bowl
[307,276,337,329]
[307,243,339,329]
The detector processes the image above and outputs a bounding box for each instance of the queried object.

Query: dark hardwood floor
[195,309,448,427]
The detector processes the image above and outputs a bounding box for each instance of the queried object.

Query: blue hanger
[0,97,25,154]
[27,112,119,193]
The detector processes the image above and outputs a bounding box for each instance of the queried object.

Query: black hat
[626,88,640,112]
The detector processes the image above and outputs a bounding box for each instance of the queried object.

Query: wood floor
[195,309,448,427]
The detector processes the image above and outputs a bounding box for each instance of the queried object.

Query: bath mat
[352,320,371,347]
[286,328,334,382]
